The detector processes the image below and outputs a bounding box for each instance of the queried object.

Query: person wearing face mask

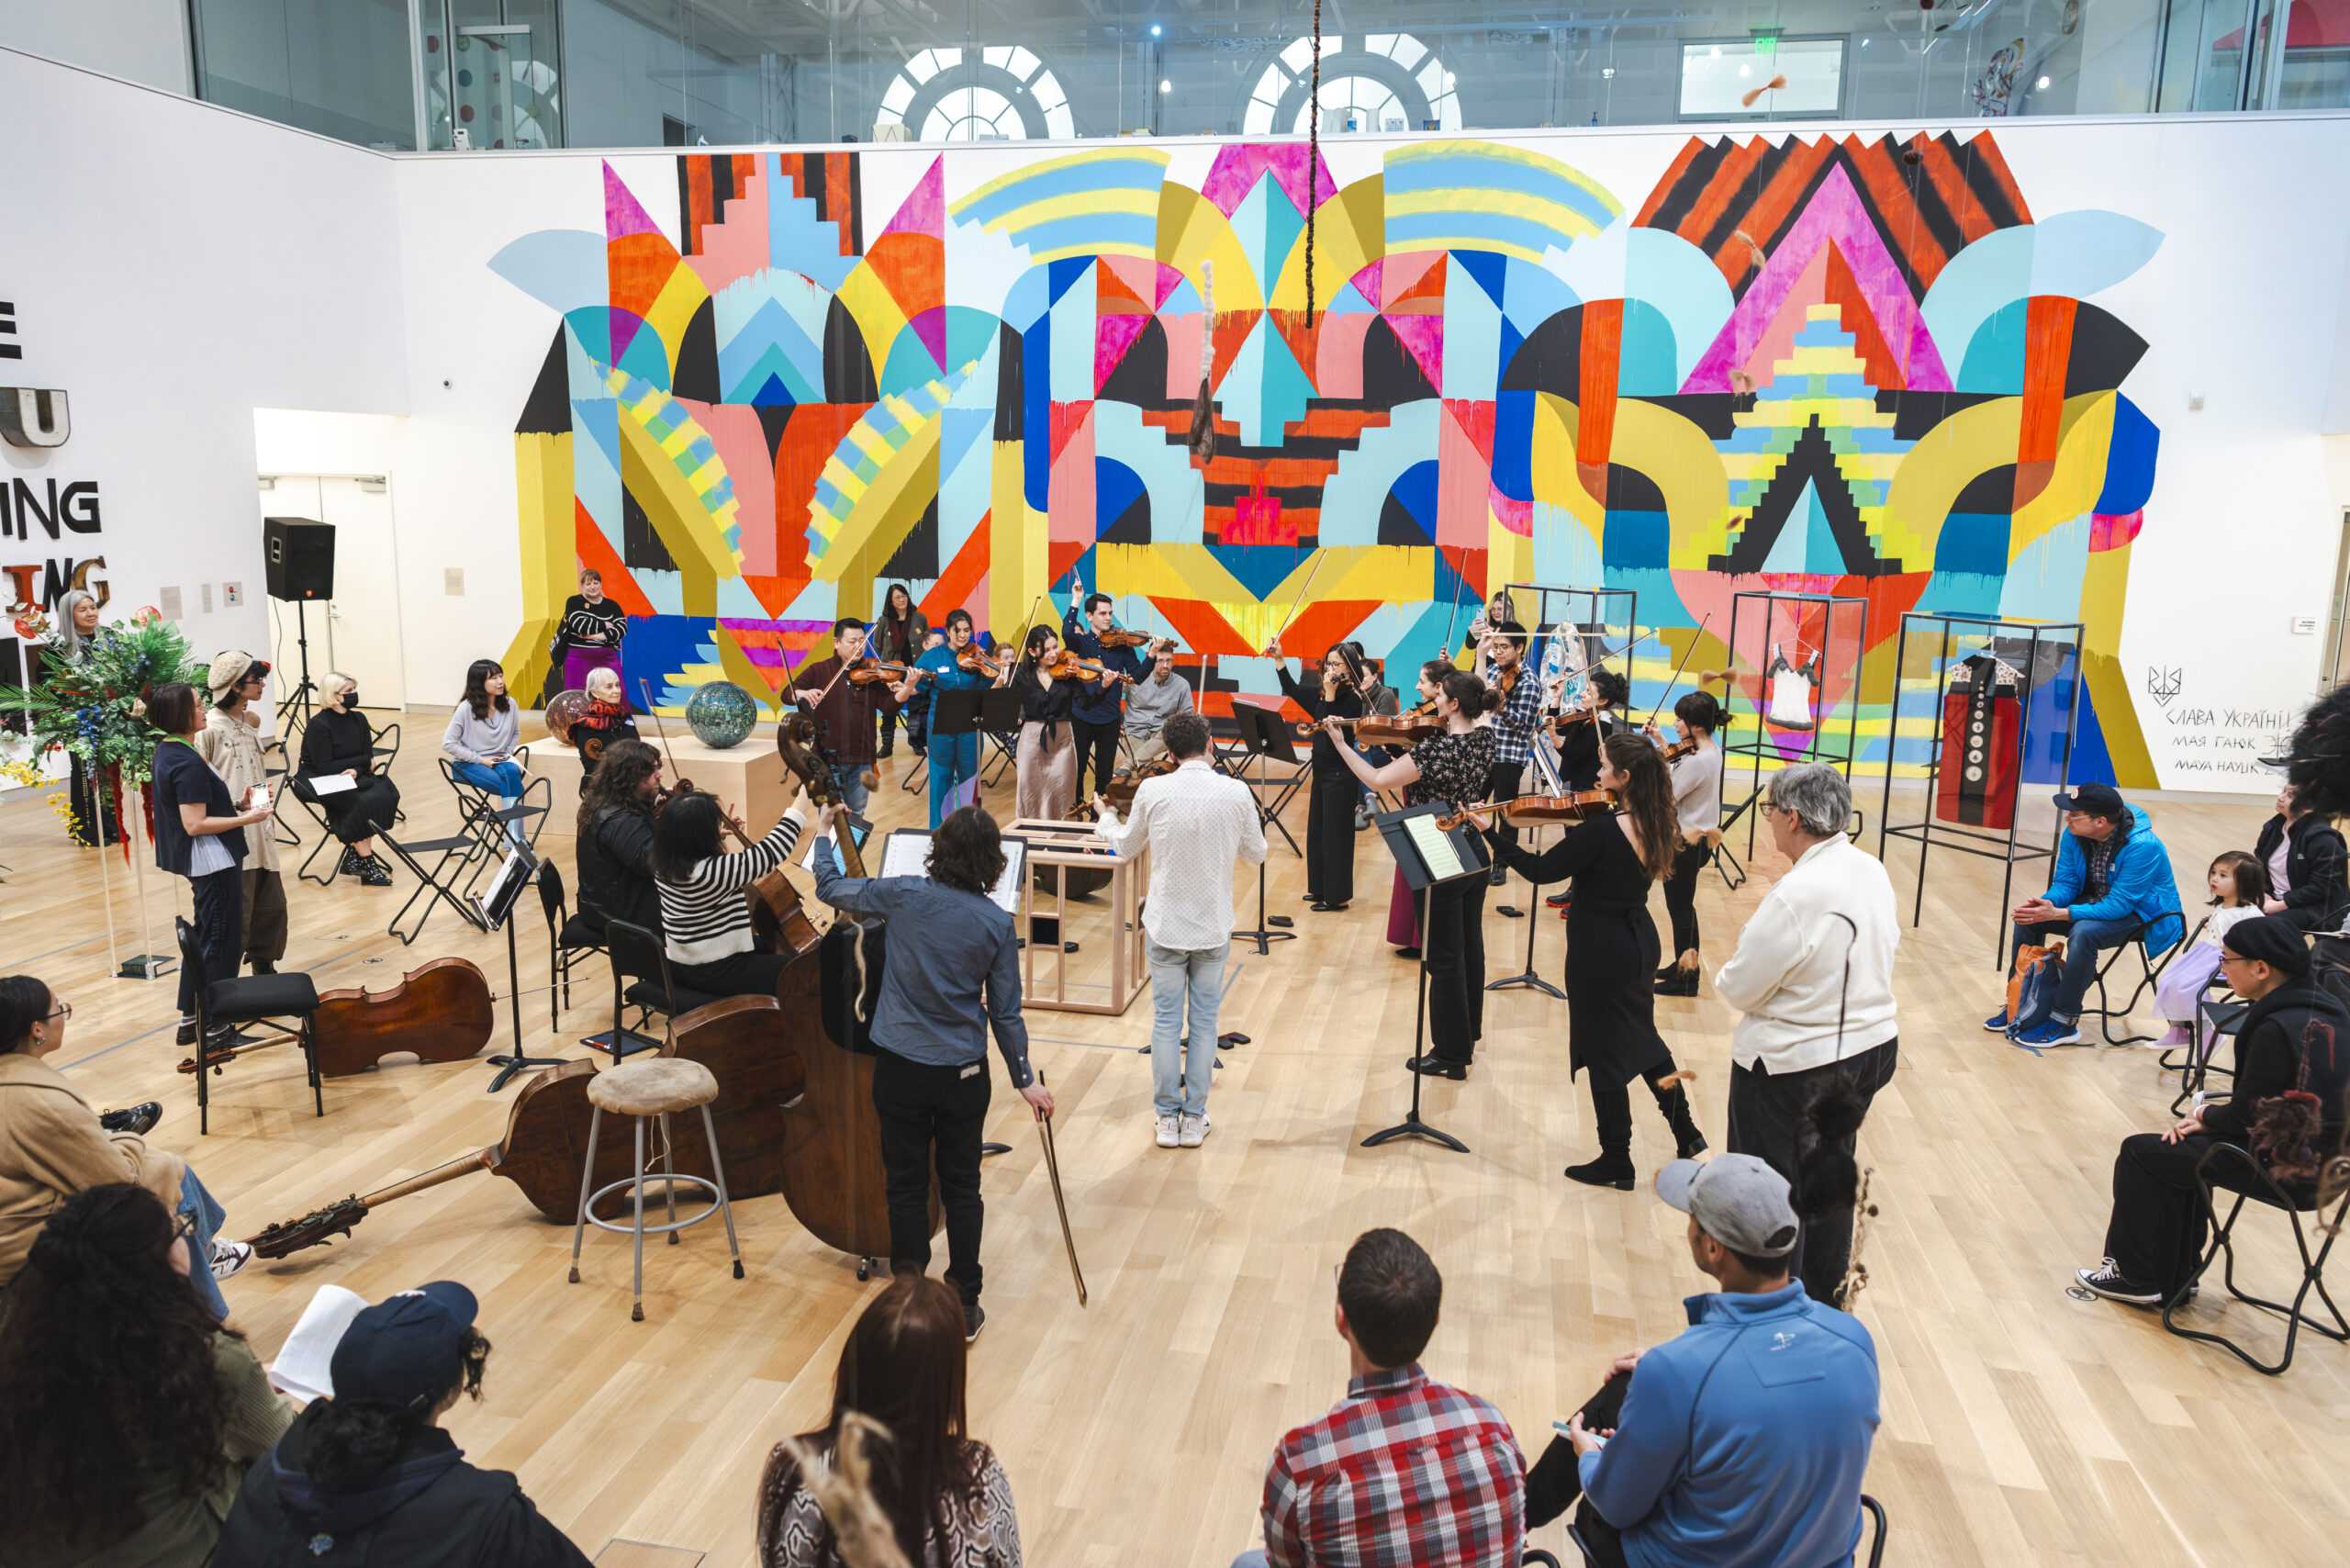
[297,673,398,886]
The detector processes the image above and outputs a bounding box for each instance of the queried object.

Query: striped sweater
[657,808,807,965]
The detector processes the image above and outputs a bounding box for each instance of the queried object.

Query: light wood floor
[7,729,2345,1567]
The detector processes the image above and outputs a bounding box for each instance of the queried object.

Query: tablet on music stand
[877,827,1027,915]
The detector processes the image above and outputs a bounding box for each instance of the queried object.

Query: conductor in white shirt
[1711,762,1899,1303]
[1094,711,1266,1150]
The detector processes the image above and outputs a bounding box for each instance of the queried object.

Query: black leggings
[1662,838,1708,958]
[1423,875,1488,1061]
[1587,1050,1690,1159]
[1072,718,1121,803]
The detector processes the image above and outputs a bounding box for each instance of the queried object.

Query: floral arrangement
[0,612,203,788]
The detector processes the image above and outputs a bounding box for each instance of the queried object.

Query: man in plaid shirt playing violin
[1237,1228,1526,1567]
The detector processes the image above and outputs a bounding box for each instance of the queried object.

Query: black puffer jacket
[2253,812,2348,933]
[2201,975,2350,1157]
[212,1402,590,1568]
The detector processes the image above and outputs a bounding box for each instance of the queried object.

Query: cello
[176,957,496,1079]
[243,994,816,1254]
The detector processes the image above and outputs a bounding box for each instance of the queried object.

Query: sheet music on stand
[877,828,1028,916]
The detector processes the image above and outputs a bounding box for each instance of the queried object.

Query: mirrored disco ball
[685,680,759,750]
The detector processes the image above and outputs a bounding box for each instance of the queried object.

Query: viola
[244,994,816,1256]
[179,957,495,1079]
[1436,790,1618,833]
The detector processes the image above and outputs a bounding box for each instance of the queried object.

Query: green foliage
[0,615,205,786]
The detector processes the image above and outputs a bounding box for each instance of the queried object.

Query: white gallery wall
[4,42,2349,792]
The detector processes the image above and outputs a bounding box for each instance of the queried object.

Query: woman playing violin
[1470,733,1707,1185]
[1011,625,1079,822]
[1649,690,1729,997]
[1327,670,1499,1078]
[1556,666,1629,790]
[868,583,927,760]
[1270,636,1370,911]
[900,609,999,829]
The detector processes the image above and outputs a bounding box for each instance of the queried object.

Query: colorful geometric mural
[490,129,2164,781]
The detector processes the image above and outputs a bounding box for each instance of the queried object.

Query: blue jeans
[831,761,870,816]
[1149,940,1226,1117]
[927,734,979,828]
[1230,1553,1269,1568]
[178,1167,230,1319]
[453,759,527,845]
[2011,914,2139,1020]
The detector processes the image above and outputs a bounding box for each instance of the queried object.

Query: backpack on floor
[2007,939,2066,1037]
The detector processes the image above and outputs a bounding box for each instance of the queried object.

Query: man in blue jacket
[1986,781,2186,1047]
[1564,1155,1880,1568]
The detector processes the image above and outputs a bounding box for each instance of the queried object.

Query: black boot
[1571,1087,1637,1189]
[1653,969,1700,997]
[1651,1075,1707,1159]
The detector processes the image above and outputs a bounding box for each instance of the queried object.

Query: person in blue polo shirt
[1986,781,2186,1047]
[1550,1154,1879,1568]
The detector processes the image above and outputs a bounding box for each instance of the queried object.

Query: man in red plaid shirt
[1237,1228,1526,1567]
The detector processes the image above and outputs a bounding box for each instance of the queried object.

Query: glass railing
[178,0,2350,152]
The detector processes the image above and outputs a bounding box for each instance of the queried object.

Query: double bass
[244,994,818,1253]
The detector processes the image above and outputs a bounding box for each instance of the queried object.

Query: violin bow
[1034,1070,1088,1306]
[1264,549,1328,655]
[1645,613,1714,726]
[639,679,756,846]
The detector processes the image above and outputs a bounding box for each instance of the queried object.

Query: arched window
[877,47,1075,141]
[1241,34,1460,135]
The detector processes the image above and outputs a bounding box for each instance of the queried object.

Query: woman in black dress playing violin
[1269,636,1369,911]
[1470,732,1707,1187]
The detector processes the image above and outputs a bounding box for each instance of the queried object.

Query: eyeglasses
[175,1209,198,1239]
[45,1002,71,1023]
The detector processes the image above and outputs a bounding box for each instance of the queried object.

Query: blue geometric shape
[1452,250,1508,309]
[1934,512,2012,577]
[1390,461,1440,531]
[1602,510,1671,569]
[1209,544,1321,602]
[1047,255,1095,305]
[1617,299,1678,398]
[2093,394,2159,517]
[2029,210,2165,302]
[1957,299,2031,395]
[1095,456,1146,529]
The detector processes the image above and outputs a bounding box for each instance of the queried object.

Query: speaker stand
[276,599,320,734]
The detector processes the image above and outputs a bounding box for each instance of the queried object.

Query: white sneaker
[1154,1113,1181,1148]
[1180,1113,1210,1148]
[209,1238,253,1281]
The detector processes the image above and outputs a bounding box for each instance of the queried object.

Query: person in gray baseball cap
[214,1282,591,1566]
[1536,1157,1880,1568]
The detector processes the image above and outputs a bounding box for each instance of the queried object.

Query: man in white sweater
[1712,762,1898,1303]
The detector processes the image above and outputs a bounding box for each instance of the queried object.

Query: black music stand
[1225,701,1300,956]
[1489,749,1565,998]
[1228,700,1306,857]
[468,847,575,1092]
[975,687,1025,788]
[1362,802,1488,1153]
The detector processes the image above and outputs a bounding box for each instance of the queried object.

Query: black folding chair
[2163,1142,2350,1375]
[174,916,323,1136]
[535,860,607,1031]
[600,919,718,1059]
[1565,1494,1885,1568]
[2077,917,2184,1047]
[263,736,299,849]
[440,747,551,897]
[378,824,487,945]
[286,717,403,886]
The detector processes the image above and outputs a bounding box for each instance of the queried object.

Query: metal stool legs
[567,1101,744,1321]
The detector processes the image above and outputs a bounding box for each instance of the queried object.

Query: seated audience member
[0,975,247,1316]
[566,665,640,794]
[2077,915,2350,1305]
[757,1273,1021,1568]
[652,787,810,997]
[0,1183,294,1568]
[443,658,530,846]
[2253,782,2348,933]
[573,738,664,939]
[2152,851,2267,1050]
[1986,781,2185,1047]
[1548,1155,1879,1568]
[1122,639,1193,766]
[297,672,398,886]
[215,1281,591,1566]
[1241,1228,1525,1568]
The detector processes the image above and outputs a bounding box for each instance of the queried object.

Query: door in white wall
[260,476,408,713]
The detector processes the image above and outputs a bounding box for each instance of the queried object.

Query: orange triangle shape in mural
[1211,309,1262,387]
[610,232,680,327]
[741,572,809,619]
[1048,400,1093,464]
[1823,245,1907,391]
[863,230,946,326]
[1096,256,1158,313]
[1264,309,1324,394]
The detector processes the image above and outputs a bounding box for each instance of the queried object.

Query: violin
[1436,790,1618,833]
[1658,736,1698,765]
[1299,702,1440,747]
[244,994,816,1255]
[957,644,1012,681]
[847,657,934,688]
[1097,625,1157,650]
[1040,651,1132,687]
[180,958,495,1078]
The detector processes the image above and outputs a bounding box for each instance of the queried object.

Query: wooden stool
[567,1057,743,1320]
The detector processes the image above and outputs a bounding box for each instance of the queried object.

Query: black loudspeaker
[263,516,335,601]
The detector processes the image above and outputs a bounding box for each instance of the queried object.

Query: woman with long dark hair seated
[215,1280,591,1565]
[574,737,665,940]
[297,672,398,886]
[651,787,810,998]
[0,974,247,1315]
[0,1183,293,1568]
[442,658,529,846]
[756,1272,1021,1568]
